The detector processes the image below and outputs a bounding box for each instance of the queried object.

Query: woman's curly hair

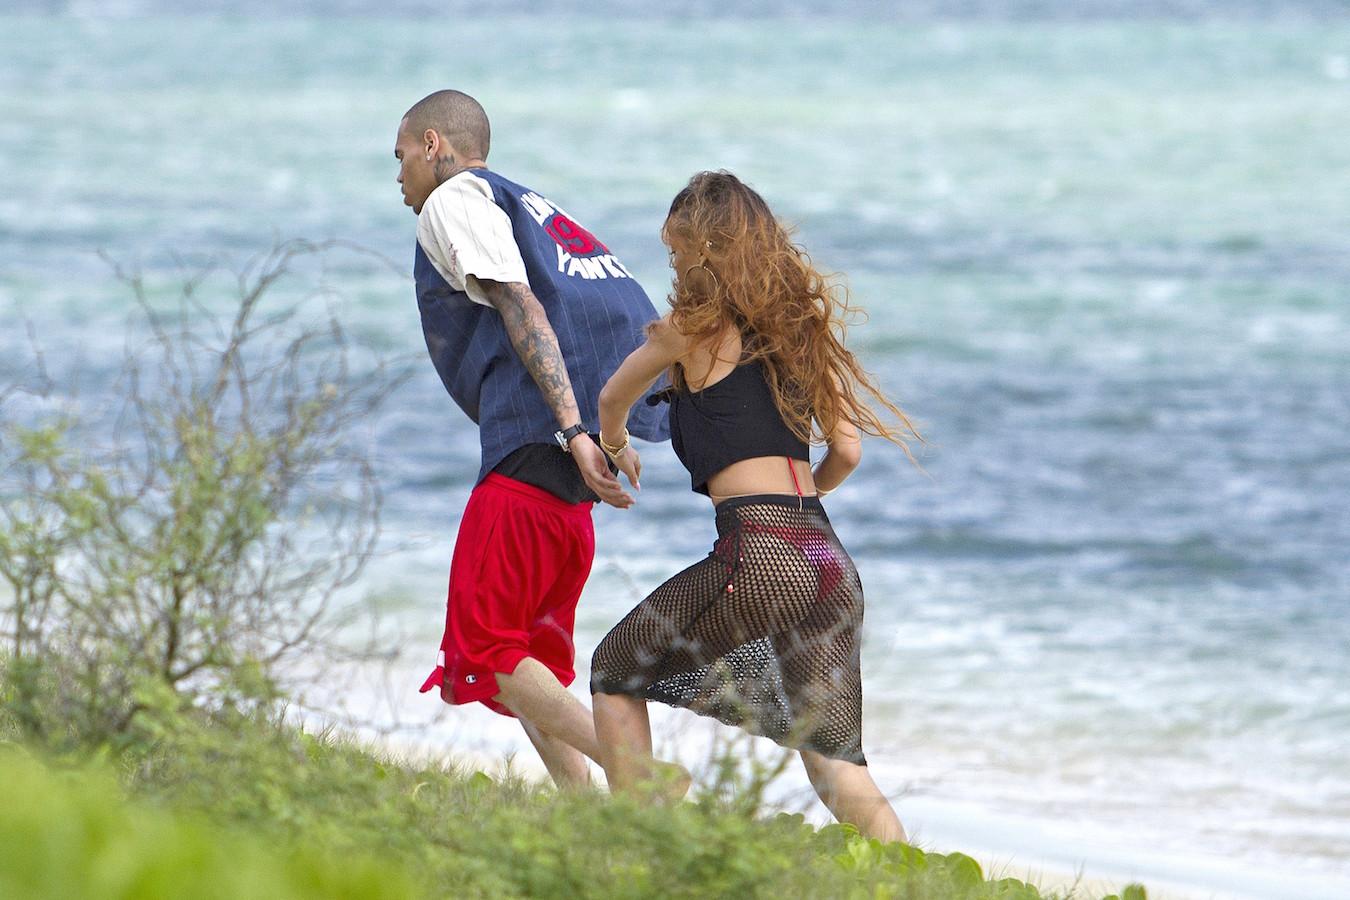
[661,170,921,452]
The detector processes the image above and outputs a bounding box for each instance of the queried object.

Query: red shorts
[419,473,595,717]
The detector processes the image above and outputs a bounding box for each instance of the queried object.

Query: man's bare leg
[592,691,690,799]
[799,749,907,843]
[493,657,604,761]
[496,660,689,796]
[519,716,590,789]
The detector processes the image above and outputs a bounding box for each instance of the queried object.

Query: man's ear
[423,128,442,160]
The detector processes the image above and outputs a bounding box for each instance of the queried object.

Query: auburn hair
[661,170,921,453]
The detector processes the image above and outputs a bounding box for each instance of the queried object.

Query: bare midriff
[685,329,816,505]
[706,456,816,505]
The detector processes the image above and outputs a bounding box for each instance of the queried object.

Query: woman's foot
[648,759,693,802]
[612,757,693,803]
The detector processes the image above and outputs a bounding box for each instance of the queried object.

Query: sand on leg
[518,714,591,789]
[494,657,604,762]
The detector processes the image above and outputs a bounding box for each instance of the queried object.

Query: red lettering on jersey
[545,214,609,256]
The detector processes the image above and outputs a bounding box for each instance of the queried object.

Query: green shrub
[0,243,401,751]
[110,713,1143,900]
[1,704,1150,900]
[0,748,409,900]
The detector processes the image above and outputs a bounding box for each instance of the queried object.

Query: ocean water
[3,8,1349,897]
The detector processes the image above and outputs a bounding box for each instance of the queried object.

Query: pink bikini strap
[787,456,803,500]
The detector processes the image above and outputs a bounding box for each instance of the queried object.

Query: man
[396,90,673,788]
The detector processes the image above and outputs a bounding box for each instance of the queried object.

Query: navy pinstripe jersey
[414,168,669,483]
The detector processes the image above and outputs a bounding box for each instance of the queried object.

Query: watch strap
[554,423,589,452]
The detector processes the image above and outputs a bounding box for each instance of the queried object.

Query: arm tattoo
[481,280,580,427]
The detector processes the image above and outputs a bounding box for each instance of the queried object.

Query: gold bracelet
[599,428,630,457]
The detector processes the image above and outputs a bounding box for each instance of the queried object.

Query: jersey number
[545,215,608,256]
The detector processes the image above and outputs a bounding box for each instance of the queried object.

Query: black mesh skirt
[591,494,867,764]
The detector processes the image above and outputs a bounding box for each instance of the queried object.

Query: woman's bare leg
[592,692,653,787]
[799,749,907,843]
[593,692,690,799]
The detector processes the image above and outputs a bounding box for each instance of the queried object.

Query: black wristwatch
[554,423,589,452]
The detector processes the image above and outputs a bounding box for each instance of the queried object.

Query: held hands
[609,444,641,493]
[570,434,634,509]
[599,428,641,494]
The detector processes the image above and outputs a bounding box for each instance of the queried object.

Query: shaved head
[403,89,490,160]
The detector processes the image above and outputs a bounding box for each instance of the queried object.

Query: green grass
[0,711,1148,899]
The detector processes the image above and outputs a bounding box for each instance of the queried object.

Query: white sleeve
[416,172,529,307]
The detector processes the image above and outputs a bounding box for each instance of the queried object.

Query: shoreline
[318,656,1350,900]
[372,726,1184,899]
[896,794,1350,900]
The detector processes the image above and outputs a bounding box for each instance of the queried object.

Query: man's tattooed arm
[477,277,632,507]
[476,279,581,429]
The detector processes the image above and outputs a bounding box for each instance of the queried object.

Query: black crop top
[648,359,810,495]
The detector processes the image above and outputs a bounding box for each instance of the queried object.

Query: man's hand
[570,436,633,509]
[472,277,637,508]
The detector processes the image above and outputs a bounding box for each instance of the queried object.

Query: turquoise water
[3,10,1349,894]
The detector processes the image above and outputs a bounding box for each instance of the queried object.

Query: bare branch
[1,240,397,745]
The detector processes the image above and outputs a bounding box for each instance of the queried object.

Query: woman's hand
[609,444,642,492]
[597,315,686,502]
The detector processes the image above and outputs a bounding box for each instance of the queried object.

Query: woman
[590,171,920,842]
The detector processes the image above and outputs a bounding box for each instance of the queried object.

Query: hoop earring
[682,262,719,293]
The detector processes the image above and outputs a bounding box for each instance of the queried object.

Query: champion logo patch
[465,674,478,684]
